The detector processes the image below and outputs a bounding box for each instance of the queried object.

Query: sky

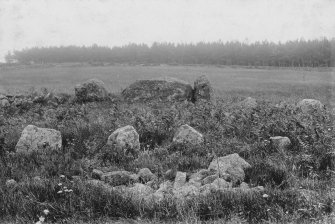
[0,0,334,62]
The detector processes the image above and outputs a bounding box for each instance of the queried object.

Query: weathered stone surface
[92,169,104,180]
[138,168,156,183]
[102,171,136,186]
[173,124,204,145]
[239,97,258,109]
[270,136,291,154]
[74,79,108,102]
[15,125,62,154]
[193,75,213,101]
[208,153,251,182]
[297,99,324,113]
[173,171,187,190]
[107,125,140,153]
[122,77,193,103]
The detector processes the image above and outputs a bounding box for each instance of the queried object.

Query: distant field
[1,64,334,106]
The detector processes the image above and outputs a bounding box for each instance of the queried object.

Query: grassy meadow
[0,64,334,223]
[1,64,334,105]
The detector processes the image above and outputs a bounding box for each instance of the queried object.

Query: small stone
[239,97,258,109]
[173,124,204,145]
[208,153,251,182]
[193,75,213,102]
[270,136,291,154]
[297,99,324,113]
[173,171,187,190]
[92,169,104,180]
[15,125,62,154]
[138,168,156,183]
[6,179,18,188]
[74,79,108,102]
[107,125,140,155]
[239,182,250,190]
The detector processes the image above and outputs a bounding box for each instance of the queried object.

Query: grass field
[1,64,334,106]
[0,64,335,223]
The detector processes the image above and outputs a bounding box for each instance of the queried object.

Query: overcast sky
[0,0,334,62]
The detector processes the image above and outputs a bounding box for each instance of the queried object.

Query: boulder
[239,97,258,109]
[173,171,187,190]
[122,77,193,103]
[107,125,140,154]
[173,124,204,145]
[193,75,213,101]
[208,153,251,182]
[15,125,62,154]
[102,171,137,186]
[138,168,156,183]
[270,136,291,154]
[297,99,324,113]
[74,79,108,102]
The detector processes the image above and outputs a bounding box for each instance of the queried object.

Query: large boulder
[173,124,204,145]
[122,77,193,103]
[107,125,140,154]
[208,153,251,182]
[193,75,213,102]
[270,136,291,154]
[297,99,324,113]
[16,125,62,154]
[74,79,108,102]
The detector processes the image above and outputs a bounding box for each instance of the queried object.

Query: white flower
[262,194,269,198]
[60,175,65,178]
[68,189,73,192]
[43,209,49,215]
[63,186,67,189]
[64,189,69,193]
[35,221,42,224]
[39,216,45,222]
[57,190,63,194]
[58,183,62,186]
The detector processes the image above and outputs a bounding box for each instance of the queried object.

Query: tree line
[5,38,335,67]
